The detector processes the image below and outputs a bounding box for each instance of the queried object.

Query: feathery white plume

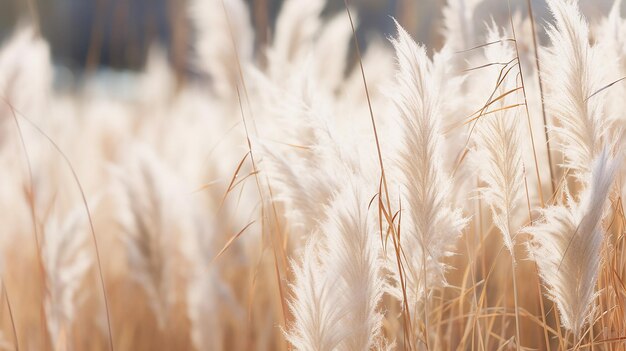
[594,0,626,147]
[189,0,254,96]
[543,0,608,179]
[269,0,325,71]
[41,205,93,348]
[312,13,354,93]
[389,20,467,336]
[117,147,181,329]
[528,148,619,337]
[286,242,344,351]
[0,25,52,134]
[287,176,386,351]
[256,67,354,237]
[474,25,525,252]
[322,179,385,351]
[441,0,485,52]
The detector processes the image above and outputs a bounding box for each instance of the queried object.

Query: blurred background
[0,0,620,75]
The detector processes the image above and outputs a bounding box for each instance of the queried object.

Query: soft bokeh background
[0,0,621,76]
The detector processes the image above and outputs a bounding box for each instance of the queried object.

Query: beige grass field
[0,0,625,350]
